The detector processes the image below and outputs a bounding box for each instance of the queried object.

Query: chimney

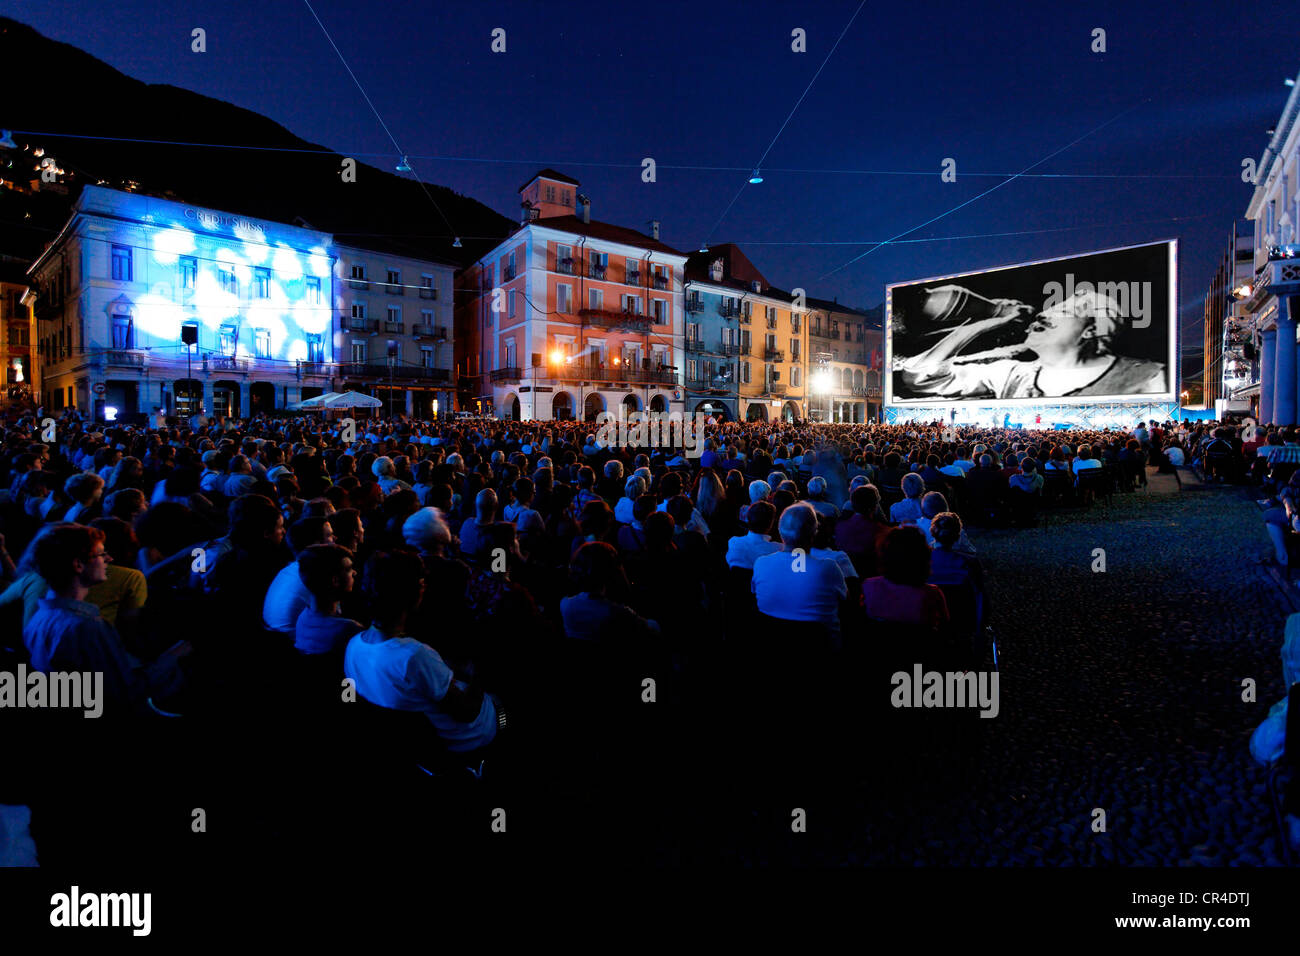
[578,194,591,224]
[649,220,660,240]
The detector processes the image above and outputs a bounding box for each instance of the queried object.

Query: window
[687,322,699,343]
[254,267,271,298]
[791,313,801,333]
[219,324,237,354]
[351,341,367,363]
[791,366,801,387]
[652,299,667,323]
[387,306,401,324]
[352,303,367,320]
[791,339,800,359]
[741,300,752,318]
[626,258,640,284]
[545,185,556,203]
[687,359,698,381]
[622,295,641,314]
[350,264,368,288]
[589,288,603,311]
[219,266,238,296]
[111,245,132,282]
[254,328,272,359]
[111,310,133,350]
[556,244,573,273]
[766,333,777,351]
[561,189,571,207]
[506,250,516,276]
[420,309,434,329]
[179,257,197,290]
[741,361,751,384]
[766,305,777,325]
[420,274,435,298]
[557,283,572,313]
[508,289,517,317]
[307,334,324,363]
[741,330,751,352]
[421,346,436,368]
[306,276,322,305]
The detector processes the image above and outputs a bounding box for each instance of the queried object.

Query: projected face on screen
[886,242,1174,405]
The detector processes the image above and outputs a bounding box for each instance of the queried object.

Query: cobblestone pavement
[701,472,1294,866]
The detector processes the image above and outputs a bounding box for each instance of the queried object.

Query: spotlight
[452,237,462,248]
[0,130,16,150]
[396,156,411,172]
[748,168,763,184]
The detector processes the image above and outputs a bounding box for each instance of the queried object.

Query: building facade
[1203,219,1255,411]
[805,298,883,423]
[1242,70,1300,425]
[1,258,38,410]
[29,185,337,419]
[334,244,456,419]
[456,171,686,421]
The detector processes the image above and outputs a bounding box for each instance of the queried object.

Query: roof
[518,168,582,192]
[803,295,870,317]
[684,243,771,291]
[515,215,685,257]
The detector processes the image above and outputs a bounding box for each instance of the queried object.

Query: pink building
[456,170,687,421]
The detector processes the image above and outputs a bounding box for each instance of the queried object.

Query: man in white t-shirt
[751,503,847,646]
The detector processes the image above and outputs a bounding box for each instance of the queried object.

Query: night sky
[5,0,1297,360]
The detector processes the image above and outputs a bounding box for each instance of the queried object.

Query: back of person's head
[978,453,994,468]
[624,475,646,500]
[920,491,948,519]
[65,472,104,505]
[35,524,104,588]
[748,479,770,504]
[1021,457,1038,474]
[578,498,613,536]
[901,472,924,499]
[363,549,424,624]
[930,512,963,550]
[228,494,282,551]
[878,526,932,586]
[570,540,623,595]
[632,493,657,524]
[777,501,818,550]
[89,516,136,569]
[402,507,451,551]
[643,511,676,550]
[301,497,336,519]
[604,459,623,480]
[851,483,881,517]
[747,499,776,535]
[665,494,694,528]
[659,471,683,498]
[104,487,147,522]
[297,543,355,604]
[513,476,535,505]
[807,476,827,499]
[475,486,498,521]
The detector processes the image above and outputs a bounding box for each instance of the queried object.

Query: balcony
[348,278,369,290]
[766,319,778,330]
[103,349,146,369]
[579,308,652,333]
[721,342,741,356]
[557,258,576,275]
[686,375,732,392]
[589,264,608,280]
[552,364,677,386]
[764,348,785,362]
[340,363,449,382]
[625,271,640,287]
[1245,258,1300,313]
[209,355,252,372]
[412,324,447,339]
[719,303,739,319]
[384,282,404,296]
[653,275,669,290]
[765,383,788,397]
[419,286,437,300]
[489,367,522,383]
[686,297,705,313]
[299,362,331,377]
[384,321,405,334]
[342,316,379,333]
[685,337,706,352]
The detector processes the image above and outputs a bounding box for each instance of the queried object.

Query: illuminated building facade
[805,298,882,423]
[1,258,38,409]
[456,170,686,421]
[334,244,456,419]
[30,185,337,418]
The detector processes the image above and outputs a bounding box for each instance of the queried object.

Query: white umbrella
[320,390,383,409]
[289,391,342,411]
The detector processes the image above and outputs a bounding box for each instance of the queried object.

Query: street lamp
[1180,390,1189,422]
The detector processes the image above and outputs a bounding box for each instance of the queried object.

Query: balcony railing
[340,363,450,382]
[766,318,778,330]
[104,349,146,368]
[348,278,369,290]
[653,275,669,290]
[557,258,576,275]
[384,321,405,334]
[209,355,252,372]
[686,297,705,313]
[552,364,677,386]
[766,383,788,397]
[589,264,608,280]
[412,324,447,339]
[719,303,739,318]
[489,367,522,383]
[721,343,741,356]
[764,348,784,362]
[1246,258,1300,312]
[685,337,705,352]
[625,271,640,287]
[384,282,404,296]
[299,362,331,377]
[579,308,652,333]
[343,316,378,332]
[419,286,437,300]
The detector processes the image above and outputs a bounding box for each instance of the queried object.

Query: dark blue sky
[5,0,1297,354]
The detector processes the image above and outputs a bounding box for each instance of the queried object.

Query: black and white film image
[887,242,1174,404]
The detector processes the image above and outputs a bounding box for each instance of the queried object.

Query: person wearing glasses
[24,524,191,717]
